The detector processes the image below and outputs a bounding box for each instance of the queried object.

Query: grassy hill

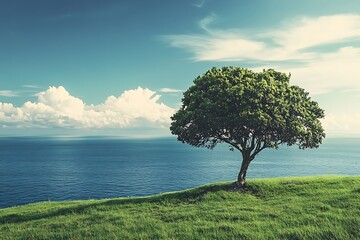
[1,176,359,239]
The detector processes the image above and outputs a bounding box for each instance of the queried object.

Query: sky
[1,0,360,137]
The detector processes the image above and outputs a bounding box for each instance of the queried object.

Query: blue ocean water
[0,137,359,208]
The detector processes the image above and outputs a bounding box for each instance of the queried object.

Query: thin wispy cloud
[22,85,41,89]
[193,0,206,8]
[0,86,175,129]
[271,14,360,52]
[322,113,360,136]
[0,90,18,97]
[341,88,360,94]
[199,14,216,32]
[165,14,360,62]
[281,46,360,95]
[158,88,183,93]
[164,13,360,135]
[164,14,360,95]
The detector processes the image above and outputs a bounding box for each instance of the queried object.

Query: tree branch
[216,131,242,151]
[250,137,267,160]
[250,133,256,150]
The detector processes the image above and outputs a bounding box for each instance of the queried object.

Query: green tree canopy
[170,67,325,186]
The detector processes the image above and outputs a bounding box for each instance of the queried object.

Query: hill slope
[1,176,359,239]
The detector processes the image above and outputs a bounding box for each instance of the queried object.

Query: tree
[170,67,325,187]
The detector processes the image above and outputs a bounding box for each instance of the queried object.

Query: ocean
[0,137,359,208]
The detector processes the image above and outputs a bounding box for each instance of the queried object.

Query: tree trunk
[237,153,251,187]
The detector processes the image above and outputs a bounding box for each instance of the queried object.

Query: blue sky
[1,0,360,137]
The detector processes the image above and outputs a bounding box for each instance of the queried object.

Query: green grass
[1,176,359,240]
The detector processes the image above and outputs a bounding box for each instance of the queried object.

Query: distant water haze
[0,137,359,208]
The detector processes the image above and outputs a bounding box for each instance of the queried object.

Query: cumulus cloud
[36,86,85,120]
[0,86,175,129]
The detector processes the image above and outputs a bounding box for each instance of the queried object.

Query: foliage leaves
[170,67,325,160]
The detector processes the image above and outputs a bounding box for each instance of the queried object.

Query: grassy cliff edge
[1,176,359,239]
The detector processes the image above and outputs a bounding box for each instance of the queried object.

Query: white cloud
[199,14,216,31]
[0,86,175,129]
[321,113,360,136]
[165,14,360,62]
[165,33,271,62]
[0,90,18,97]
[37,86,85,120]
[165,29,312,62]
[164,14,360,94]
[193,0,206,8]
[280,46,360,95]
[158,88,183,93]
[272,14,360,52]
[0,103,27,126]
[163,14,360,136]
[22,85,41,89]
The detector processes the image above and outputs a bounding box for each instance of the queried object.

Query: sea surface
[0,137,359,208]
